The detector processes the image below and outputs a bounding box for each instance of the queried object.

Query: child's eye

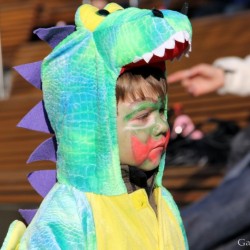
[135,112,150,121]
[159,108,167,117]
[159,108,166,114]
[159,108,167,120]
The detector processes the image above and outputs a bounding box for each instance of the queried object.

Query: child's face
[116,94,169,171]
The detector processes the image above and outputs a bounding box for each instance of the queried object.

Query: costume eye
[152,9,164,18]
[97,9,110,16]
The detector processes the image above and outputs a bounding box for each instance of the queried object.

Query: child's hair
[116,66,167,103]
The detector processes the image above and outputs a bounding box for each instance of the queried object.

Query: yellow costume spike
[2,220,26,250]
[76,3,123,32]
[104,3,124,13]
[77,4,105,31]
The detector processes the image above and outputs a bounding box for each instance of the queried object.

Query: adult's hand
[167,63,225,96]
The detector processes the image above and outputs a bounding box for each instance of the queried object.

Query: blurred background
[0,0,250,249]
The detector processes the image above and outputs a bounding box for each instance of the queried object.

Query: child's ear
[75,3,123,32]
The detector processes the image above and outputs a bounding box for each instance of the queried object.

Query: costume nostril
[152,9,164,18]
[97,9,110,16]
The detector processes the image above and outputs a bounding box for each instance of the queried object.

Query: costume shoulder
[17,184,96,249]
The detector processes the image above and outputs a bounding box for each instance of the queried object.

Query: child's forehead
[124,95,166,108]
[127,84,167,99]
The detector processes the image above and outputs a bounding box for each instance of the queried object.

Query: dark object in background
[227,125,250,170]
[166,118,240,167]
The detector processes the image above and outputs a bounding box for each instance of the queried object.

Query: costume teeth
[142,52,153,63]
[184,31,190,42]
[153,44,165,57]
[164,39,175,50]
[133,31,190,63]
[173,31,185,43]
[188,43,192,52]
[184,44,191,57]
[133,56,141,63]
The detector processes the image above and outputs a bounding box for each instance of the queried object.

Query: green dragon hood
[40,3,192,195]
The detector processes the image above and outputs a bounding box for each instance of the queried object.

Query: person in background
[168,55,250,97]
[168,55,250,250]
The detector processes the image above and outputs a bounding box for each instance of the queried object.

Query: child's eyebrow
[124,98,164,121]
[128,97,159,108]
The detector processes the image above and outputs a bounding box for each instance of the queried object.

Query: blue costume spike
[27,137,57,163]
[14,61,42,90]
[17,101,54,134]
[19,209,38,225]
[18,170,57,225]
[27,170,57,198]
[34,25,76,48]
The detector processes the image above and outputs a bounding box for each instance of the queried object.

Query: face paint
[116,96,169,171]
[131,130,170,166]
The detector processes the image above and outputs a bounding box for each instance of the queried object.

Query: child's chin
[138,160,160,171]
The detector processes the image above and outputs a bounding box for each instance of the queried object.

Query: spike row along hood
[41,3,192,195]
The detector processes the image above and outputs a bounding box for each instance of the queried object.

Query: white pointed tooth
[142,52,153,63]
[133,56,142,63]
[174,32,185,43]
[185,52,190,58]
[189,44,192,52]
[164,39,175,49]
[153,44,165,57]
[183,31,190,41]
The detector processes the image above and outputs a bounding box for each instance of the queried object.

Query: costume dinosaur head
[17,3,192,198]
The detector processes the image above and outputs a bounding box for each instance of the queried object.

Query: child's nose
[153,116,168,136]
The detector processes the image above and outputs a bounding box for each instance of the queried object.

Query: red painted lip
[152,130,170,151]
[151,141,165,150]
[151,133,169,150]
[131,130,171,166]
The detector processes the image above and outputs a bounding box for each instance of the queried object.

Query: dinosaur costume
[2,3,192,249]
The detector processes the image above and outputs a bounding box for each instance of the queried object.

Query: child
[1,3,192,249]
